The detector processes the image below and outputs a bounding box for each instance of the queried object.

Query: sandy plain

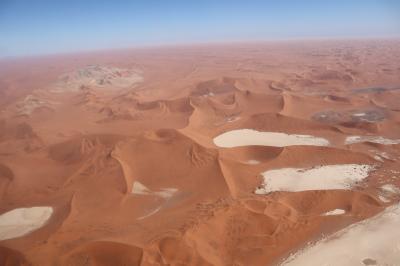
[0,39,399,265]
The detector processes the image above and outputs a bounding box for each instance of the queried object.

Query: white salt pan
[255,164,373,194]
[282,203,400,266]
[0,207,53,240]
[214,129,330,148]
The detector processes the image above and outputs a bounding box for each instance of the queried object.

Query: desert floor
[0,39,400,265]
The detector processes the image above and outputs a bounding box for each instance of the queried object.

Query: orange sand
[0,39,399,265]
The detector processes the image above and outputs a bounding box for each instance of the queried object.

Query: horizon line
[2,35,400,61]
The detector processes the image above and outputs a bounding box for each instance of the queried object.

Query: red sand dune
[0,39,399,265]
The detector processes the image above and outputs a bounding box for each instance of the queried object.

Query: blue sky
[1,0,399,57]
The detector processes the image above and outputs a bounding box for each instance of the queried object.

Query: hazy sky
[1,0,399,57]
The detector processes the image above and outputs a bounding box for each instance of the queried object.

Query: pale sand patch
[246,160,261,165]
[323,209,346,216]
[352,112,366,117]
[132,182,177,220]
[15,94,57,115]
[52,65,143,92]
[255,164,373,194]
[378,184,399,204]
[155,188,179,199]
[213,129,330,148]
[0,207,53,241]
[281,203,400,266]
[214,116,240,126]
[370,150,393,163]
[132,181,177,199]
[346,136,400,145]
[381,184,400,195]
[226,116,240,123]
[378,195,391,203]
[132,181,152,195]
[137,206,162,220]
[373,155,384,162]
[378,152,391,160]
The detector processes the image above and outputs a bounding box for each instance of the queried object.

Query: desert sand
[0,39,399,265]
